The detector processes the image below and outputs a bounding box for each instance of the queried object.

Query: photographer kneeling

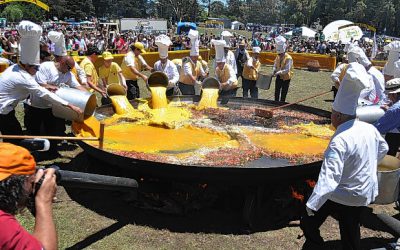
[0,143,57,250]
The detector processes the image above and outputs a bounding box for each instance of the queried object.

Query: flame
[290,186,304,203]
[305,179,316,188]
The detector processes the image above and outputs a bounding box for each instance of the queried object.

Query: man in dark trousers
[273,35,294,102]
[300,63,389,250]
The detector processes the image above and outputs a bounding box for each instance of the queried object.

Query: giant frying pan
[77,97,331,185]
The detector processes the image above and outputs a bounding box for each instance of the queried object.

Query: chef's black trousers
[126,80,139,100]
[274,75,291,102]
[24,105,65,150]
[242,79,258,98]
[0,110,23,145]
[178,82,195,95]
[300,200,363,250]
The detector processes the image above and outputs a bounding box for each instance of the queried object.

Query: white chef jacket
[368,67,387,104]
[153,59,179,89]
[182,58,206,78]
[226,50,237,74]
[359,73,377,103]
[0,64,68,115]
[212,50,238,75]
[330,63,348,87]
[215,63,237,88]
[75,62,87,85]
[306,119,388,211]
[31,61,81,109]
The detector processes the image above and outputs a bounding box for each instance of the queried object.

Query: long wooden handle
[0,135,99,141]
[269,90,332,112]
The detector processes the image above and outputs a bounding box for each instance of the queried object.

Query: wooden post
[99,122,105,150]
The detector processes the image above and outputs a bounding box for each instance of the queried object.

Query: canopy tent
[284,26,316,37]
[323,20,363,43]
[231,21,244,30]
[177,22,196,35]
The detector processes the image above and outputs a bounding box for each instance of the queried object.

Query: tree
[61,0,95,20]
[1,4,23,23]
[210,1,226,17]
[157,0,200,22]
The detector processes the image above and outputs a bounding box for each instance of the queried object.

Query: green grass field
[13,65,397,249]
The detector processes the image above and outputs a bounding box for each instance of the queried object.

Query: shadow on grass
[58,152,305,234]
[58,152,398,249]
[322,237,397,250]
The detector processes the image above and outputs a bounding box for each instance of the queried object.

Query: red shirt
[0,210,43,250]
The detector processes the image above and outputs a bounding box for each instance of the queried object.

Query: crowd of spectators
[0,22,392,64]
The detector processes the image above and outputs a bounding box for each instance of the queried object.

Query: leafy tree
[0,4,23,23]
[210,1,226,17]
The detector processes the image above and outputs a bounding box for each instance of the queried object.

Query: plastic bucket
[52,87,97,122]
[375,155,400,205]
[256,73,273,90]
[107,83,127,96]
[356,105,385,124]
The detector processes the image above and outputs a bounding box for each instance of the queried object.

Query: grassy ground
[12,65,399,250]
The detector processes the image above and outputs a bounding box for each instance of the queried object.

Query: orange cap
[0,143,36,181]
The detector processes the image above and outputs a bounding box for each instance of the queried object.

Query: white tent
[284,26,316,38]
[231,21,244,30]
[323,20,363,43]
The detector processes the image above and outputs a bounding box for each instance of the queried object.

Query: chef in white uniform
[24,33,87,146]
[383,41,400,81]
[356,46,387,104]
[213,39,238,98]
[153,35,179,96]
[178,30,206,95]
[347,44,379,104]
[300,62,389,250]
[0,21,81,144]
[48,31,87,87]
[215,31,237,75]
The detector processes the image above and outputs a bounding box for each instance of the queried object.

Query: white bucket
[356,105,385,124]
[52,87,97,122]
[375,155,400,205]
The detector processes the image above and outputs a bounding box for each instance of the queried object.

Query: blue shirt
[374,101,400,133]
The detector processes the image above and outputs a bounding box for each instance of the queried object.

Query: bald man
[24,56,87,152]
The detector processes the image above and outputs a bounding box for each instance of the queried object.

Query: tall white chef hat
[333,62,372,115]
[346,43,361,63]
[393,60,400,78]
[383,41,400,76]
[357,49,371,67]
[48,31,67,57]
[17,20,42,65]
[221,30,233,47]
[188,29,199,56]
[347,44,371,67]
[212,39,226,63]
[155,34,172,59]
[275,35,287,54]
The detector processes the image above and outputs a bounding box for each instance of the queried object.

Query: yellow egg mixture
[73,86,332,164]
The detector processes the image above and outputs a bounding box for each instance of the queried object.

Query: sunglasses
[66,63,74,71]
